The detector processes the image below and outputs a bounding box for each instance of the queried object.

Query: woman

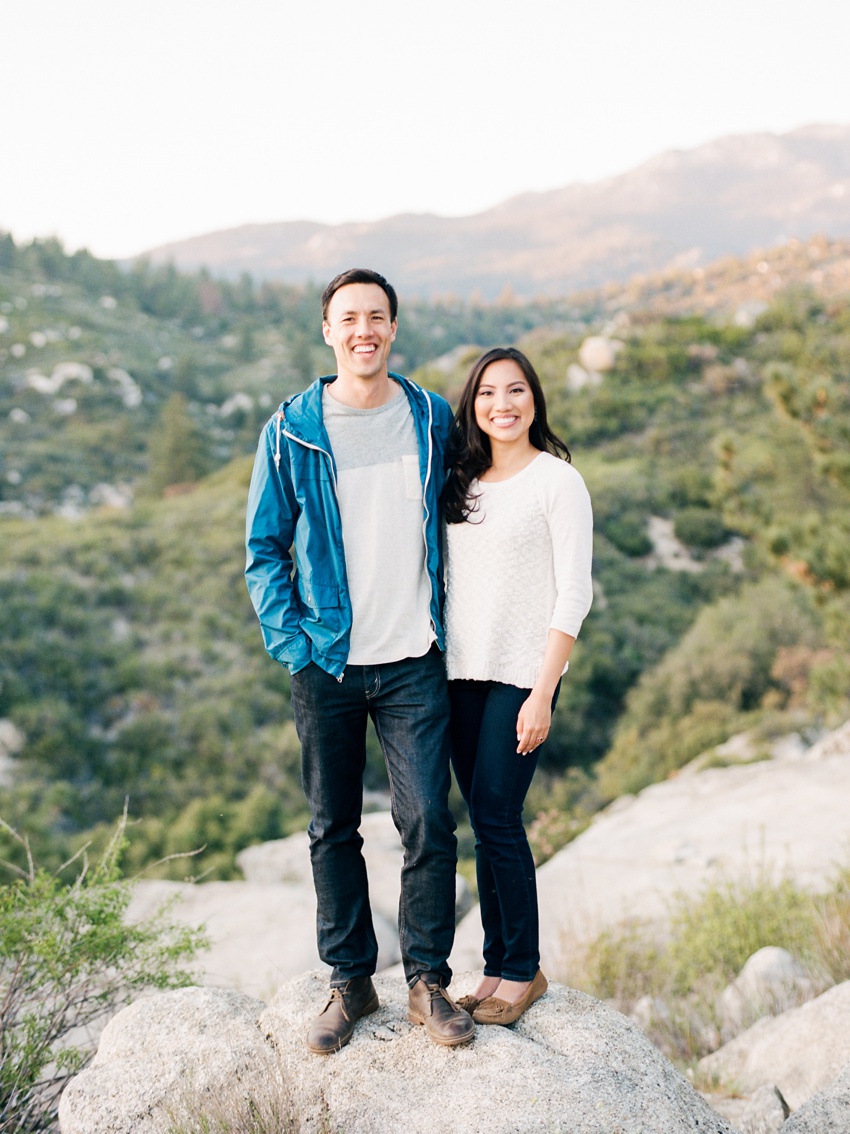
[443,346,593,1025]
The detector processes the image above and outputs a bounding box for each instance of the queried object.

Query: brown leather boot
[408,974,475,1047]
[306,976,379,1054]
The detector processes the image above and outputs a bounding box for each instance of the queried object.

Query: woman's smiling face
[473,358,535,446]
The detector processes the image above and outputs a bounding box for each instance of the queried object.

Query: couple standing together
[245,268,593,1053]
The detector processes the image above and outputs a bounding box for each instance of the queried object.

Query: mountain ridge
[138,123,850,300]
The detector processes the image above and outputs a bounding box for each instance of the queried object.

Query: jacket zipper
[420,391,436,635]
[281,424,346,681]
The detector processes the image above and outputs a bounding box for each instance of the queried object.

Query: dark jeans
[449,679,558,982]
[290,646,457,987]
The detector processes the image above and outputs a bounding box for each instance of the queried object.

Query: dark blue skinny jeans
[449,679,558,983]
[290,645,457,988]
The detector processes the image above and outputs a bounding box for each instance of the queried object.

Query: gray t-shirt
[323,385,433,665]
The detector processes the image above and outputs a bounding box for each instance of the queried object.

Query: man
[245,268,473,1053]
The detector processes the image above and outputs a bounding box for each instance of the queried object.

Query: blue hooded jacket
[245,373,453,679]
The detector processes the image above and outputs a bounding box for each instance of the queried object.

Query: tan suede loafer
[455,994,481,1014]
[471,970,548,1026]
[408,974,475,1046]
[306,976,379,1054]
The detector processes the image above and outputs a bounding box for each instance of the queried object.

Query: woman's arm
[515,628,574,754]
[516,460,594,754]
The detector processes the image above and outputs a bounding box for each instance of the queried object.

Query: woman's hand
[515,630,575,754]
[516,689,552,755]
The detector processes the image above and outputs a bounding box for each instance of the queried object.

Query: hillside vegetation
[1,234,849,878]
[0,233,573,520]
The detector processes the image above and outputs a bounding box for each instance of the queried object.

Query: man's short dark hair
[321,269,398,322]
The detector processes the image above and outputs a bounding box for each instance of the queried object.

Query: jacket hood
[272,373,430,467]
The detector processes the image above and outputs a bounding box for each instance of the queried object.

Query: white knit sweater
[444,452,593,689]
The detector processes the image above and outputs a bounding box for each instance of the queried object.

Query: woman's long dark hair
[443,347,571,524]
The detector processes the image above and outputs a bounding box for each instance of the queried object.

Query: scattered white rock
[427,343,480,374]
[0,719,24,787]
[683,728,810,776]
[0,719,24,758]
[53,361,94,385]
[219,392,253,417]
[712,534,746,572]
[718,947,815,1040]
[578,335,620,372]
[89,483,133,509]
[733,301,768,328]
[646,515,704,572]
[106,367,142,408]
[26,362,94,395]
[806,718,850,761]
[565,362,602,391]
[26,371,54,394]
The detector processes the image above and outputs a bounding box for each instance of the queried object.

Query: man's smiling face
[322,282,397,383]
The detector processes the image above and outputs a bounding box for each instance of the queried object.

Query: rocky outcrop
[127,811,470,1000]
[736,1085,790,1134]
[58,987,274,1134]
[699,980,850,1109]
[60,973,736,1134]
[783,1061,850,1132]
[452,720,850,977]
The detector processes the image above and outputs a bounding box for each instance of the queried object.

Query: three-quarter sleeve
[540,461,594,639]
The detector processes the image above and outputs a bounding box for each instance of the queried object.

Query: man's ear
[390,320,398,341]
[322,321,332,345]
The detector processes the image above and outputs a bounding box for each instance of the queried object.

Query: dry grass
[565,858,850,1066]
[164,1057,303,1134]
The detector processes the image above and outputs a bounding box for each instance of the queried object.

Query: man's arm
[245,422,311,672]
[429,391,455,477]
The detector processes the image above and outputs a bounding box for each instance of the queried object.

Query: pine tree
[146,394,210,495]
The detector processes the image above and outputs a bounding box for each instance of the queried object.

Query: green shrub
[0,814,206,1134]
[665,871,815,995]
[604,515,653,557]
[673,508,728,550]
[596,578,825,798]
[574,919,661,1003]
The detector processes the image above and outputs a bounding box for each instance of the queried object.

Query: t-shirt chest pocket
[402,454,422,501]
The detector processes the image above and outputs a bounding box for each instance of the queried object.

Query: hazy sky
[4,0,850,259]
